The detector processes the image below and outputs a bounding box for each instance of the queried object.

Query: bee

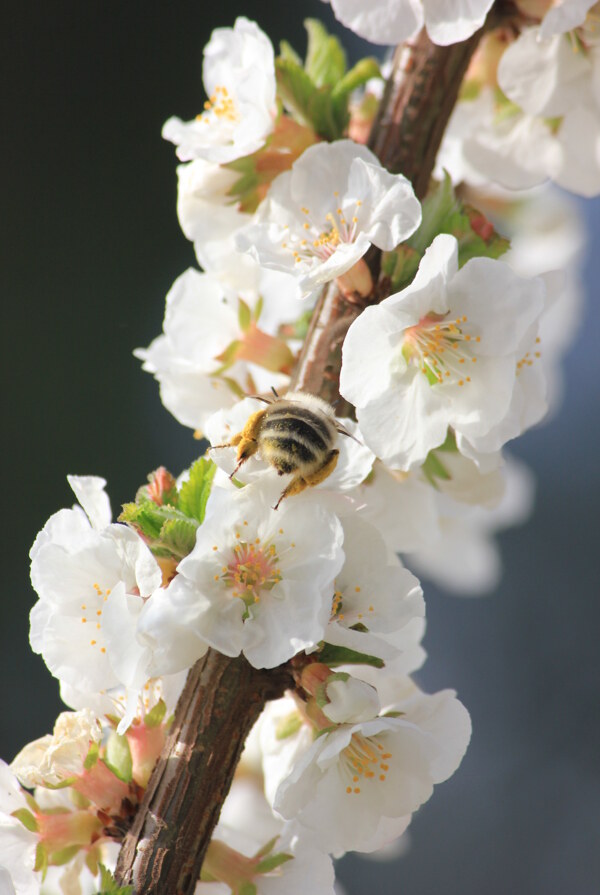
[213,391,342,509]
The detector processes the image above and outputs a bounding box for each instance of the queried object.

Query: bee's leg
[303,449,339,487]
[272,450,339,509]
[231,410,266,477]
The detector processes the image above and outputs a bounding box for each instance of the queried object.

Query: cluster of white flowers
[2,7,588,894]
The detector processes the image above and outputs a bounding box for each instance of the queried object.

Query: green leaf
[178,458,217,525]
[160,517,198,559]
[380,245,421,292]
[103,733,133,784]
[12,807,39,833]
[275,57,317,129]
[256,852,294,874]
[84,740,100,770]
[144,698,167,728]
[279,39,302,67]
[305,19,346,88]
[318,643,385,668]
[407,172,457,256]
[97,863,134,894]
[330,57,381,109]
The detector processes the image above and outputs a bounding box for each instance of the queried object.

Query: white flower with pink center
[340,234,546,470]
[236,141,421,299]
[162,18,276,164]
[262,681,471,856]
[29,476,165,733]
[138,485,344,670]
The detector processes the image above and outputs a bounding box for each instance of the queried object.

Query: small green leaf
[11,807,39,833]
[178,458,217,525]
[103,733,133,784]
[318,643,385,668]
[279,39,302,67]
[305,19,346,88]
[254,836,278,859]
[160,517,198,558]
[256,852,294,874]
[144,698,167,729]
[436,430,458,452]
[331,57,381,108]
[275,710,302,740]
[84,740,100,770]
[275,57,317,129]
[97,863,134,894]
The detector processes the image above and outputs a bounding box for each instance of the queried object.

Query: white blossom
[325,514,425,663]
[236,141,421,298]
[138,484,344,669]
[262,683,471,855]
[340,234,546,470]
[10,709,101,789]
[29,477,163,733]
[322,0,494,47]
[163,18,276,164]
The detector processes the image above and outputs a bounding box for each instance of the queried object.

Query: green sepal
[120,501,198,549]
[436,430,458,452]
[178,458,217,525]
[316,671,350,708]
[103,733,133,784]
[144,698,167,729]
[84,740,100,770]
[85,848,99,876]
[239,883,257,895]
[380,245,421,293]
[49,844,81,866]
[252,295,264,323]
[34,842,48,876]
[305,18,347,88]
[213,339,242,373]
[254,836,278,859]
[24,791,39,813]
[314,724,338,739]
[319,643,384,668]
[421,451,451,487]
[97,863,134,894]
[12,807,39,833]
[275,710,302,740]
[275,57,317,130]
[256,852,294,874]
[237,298,252,333]
[39,776,76,790]
[349,622,369,633]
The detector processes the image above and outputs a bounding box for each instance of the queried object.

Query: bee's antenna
[335,421,362,444]
[271,386,280,399]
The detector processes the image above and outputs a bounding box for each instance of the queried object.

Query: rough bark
[115,12,513,893]
[114,651,292,893]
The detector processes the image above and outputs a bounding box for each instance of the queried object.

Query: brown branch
[115,651,292,893]
[115,9,518,893]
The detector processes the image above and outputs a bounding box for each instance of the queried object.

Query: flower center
[280,193,363,266]
[402,312,480,386]
[341,733,393,795]
[221,539,281,607]
[196,85,238,125]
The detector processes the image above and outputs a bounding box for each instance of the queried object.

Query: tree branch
[115,11,513,893]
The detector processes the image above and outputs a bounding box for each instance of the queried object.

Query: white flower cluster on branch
[2,6,589,893]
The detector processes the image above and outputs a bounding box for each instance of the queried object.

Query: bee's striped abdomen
[264,405,335,446]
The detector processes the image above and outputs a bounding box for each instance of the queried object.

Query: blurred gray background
[2,2,599,893]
